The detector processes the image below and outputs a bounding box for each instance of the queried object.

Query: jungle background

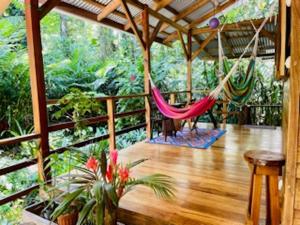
[0,0,282,224]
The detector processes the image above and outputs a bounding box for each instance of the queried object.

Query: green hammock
[222,58,256,106]
[217,29,258,106]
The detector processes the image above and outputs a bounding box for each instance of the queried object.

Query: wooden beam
[177,30,189,59]
[124,0,170,31]
[39,0,61,19]
[188,0,237,29]
[0,0,11,15]
[221,32,235,57]
[97,0,120,21]
[163,0,237,43]
[260,29,275,42]
[25,0,50,181]
[107,99,116,151]
[125,0,188,34]
[159,0,211,33]
[150,20,163,46]
[192,31,217,60]
[83,0,125,19]
[187,29,192,103]
[142,6,151,139]
[120,0,145,49]
[282,1,300,225]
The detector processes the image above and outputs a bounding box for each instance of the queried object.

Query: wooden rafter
[221,32,235,57]
[97,0,120,22]
[188,0,237,29]
[192,18,273,35]
[39,0,61,19]
[124,0,171,30]
[0,0,11,15]
[159,0,211,33]
[177,30,189,59]
[163,0,237,43]
[55,1,166,45]
[150,20,163,46]
[192,31,217,60]
[124,0,188,34]
[120,0,145,49]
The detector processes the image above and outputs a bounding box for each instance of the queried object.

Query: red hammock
[152,87,216,120]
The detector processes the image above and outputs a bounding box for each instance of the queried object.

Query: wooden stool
[244,150,285,225]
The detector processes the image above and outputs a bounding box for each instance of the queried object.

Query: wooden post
[187,29,192,103]
[169,93,176,104]
[25,0,50,181]
[222,101,228,127]
[282,0,300,224]
[142,6,151,139]
[107,99,116,151]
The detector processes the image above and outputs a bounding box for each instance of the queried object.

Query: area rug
[147,128,226,149]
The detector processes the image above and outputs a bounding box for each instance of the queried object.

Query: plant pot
[57,211,78,225]
[105,208,117,225]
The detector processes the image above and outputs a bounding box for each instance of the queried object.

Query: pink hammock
[152,87,216,120]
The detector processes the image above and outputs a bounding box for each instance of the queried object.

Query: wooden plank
[0,0,11,15]
[83,0,126,19]
[115,109,146,119]
[48,115,108,132]
[192,31,217,60]
[0,184,39,206]
[115,123,146,136]
[39,0,61,19]
[97,0,120,22]
[279,0,287,78]
[282,0,300,224]
[25,0,50,181]
[0,133,40,146]
[107,99,116,151]
[0,159,37,176]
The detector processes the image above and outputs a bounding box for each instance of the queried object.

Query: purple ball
[209,17,220,29]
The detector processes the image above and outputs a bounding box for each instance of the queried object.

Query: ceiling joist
[192,31,217,60]
[39,0,61,19]
[97,0,120,22]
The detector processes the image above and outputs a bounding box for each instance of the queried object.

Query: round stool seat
[244,150,285,167]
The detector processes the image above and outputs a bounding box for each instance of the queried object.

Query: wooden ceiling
[38,0,276,59]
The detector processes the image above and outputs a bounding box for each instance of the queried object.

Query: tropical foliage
[0,0,282,224]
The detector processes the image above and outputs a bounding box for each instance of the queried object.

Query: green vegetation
[0,0,282,224]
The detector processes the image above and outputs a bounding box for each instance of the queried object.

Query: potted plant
[49,148,175,225]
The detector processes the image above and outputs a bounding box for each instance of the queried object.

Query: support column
[142,6,151,139]
[187,29,192,103]
[25,0,50,181]
[107,99,116,151]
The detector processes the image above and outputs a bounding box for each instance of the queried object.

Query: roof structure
[40,0,276,60]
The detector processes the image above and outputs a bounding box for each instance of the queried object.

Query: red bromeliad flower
[110,149,118,166]
[106,164,113,183]
[86,156,98,172]
[130,74,136,81]
[118,166,129,183]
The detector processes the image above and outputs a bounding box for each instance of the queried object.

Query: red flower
[118,166,129,183]
[106,164,113,183]
[86,157,98,172]
[110,149,118,166]
[130,74,136,81]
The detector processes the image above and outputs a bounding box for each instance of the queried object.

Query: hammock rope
[149,3,276,120]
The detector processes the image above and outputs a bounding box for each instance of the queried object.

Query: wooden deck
[117,123,282,225]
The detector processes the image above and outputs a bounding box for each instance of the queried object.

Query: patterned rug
[148,128,226,149]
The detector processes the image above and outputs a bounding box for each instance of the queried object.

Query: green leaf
[93,181,104,202]
[95,202,104,225]
[104,183,118,206]
[51,187,84,220]
[127,158,148,169]
[77,199,96,225]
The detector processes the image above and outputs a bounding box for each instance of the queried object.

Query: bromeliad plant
[51,149,175,225]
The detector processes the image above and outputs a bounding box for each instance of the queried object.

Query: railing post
[222,101,228,127]
[107,99,116,151]
[25,0,50,181]
[170,93,176,104]
[187,30,192,103]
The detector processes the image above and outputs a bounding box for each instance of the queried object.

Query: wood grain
[116,123,282,225]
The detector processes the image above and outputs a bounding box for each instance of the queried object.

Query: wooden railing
[0,90,283,205]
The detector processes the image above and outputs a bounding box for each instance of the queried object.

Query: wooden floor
[117,123,282,225]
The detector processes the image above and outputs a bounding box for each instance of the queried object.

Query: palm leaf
[125,174,175,199]
[77,199,96,225]
[127,158,148,169]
